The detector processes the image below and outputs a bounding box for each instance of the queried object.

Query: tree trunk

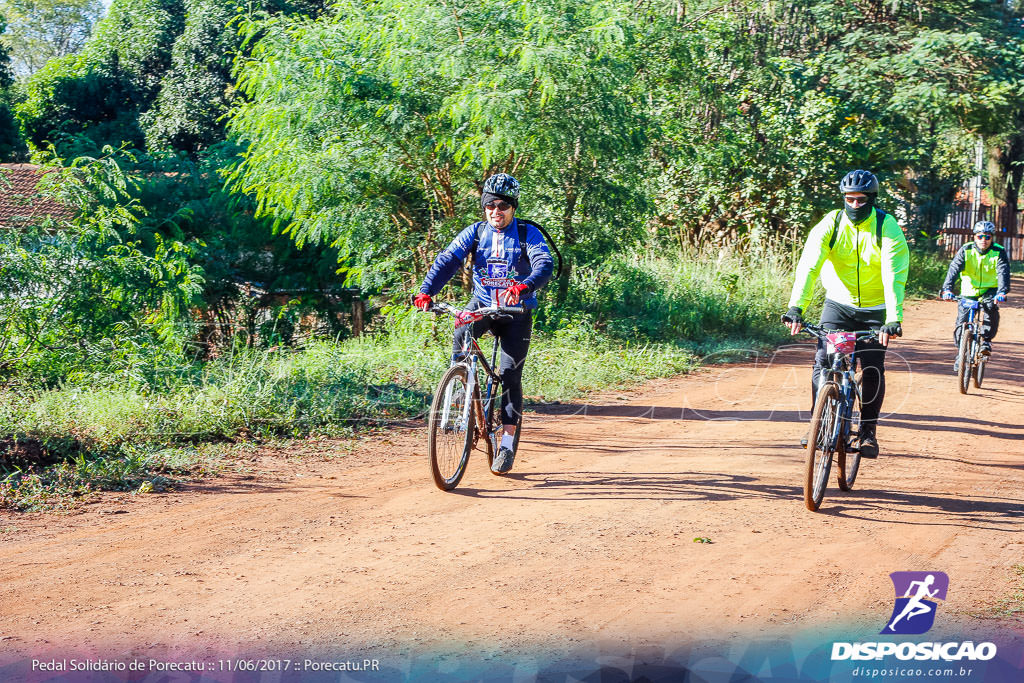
[987,131,1024,233]
[351,298,365,337]
[556,184,578,306]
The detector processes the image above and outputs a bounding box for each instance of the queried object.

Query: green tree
[643,0,1024,242]
[0,0,104,76]
[0,13,27,160]
[14,0,328,157]
[15,0,184,153]
[0,147,205,382]
[142,0,329,154]
[981,1,1024,219]
[139,0,235,153]
[227,0,650,297]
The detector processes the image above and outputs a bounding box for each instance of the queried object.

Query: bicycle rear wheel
[956,328,972,395]
[837,385,861,491]
[973,355,987,388]
[428,365,475,491]
[805,382,840,511]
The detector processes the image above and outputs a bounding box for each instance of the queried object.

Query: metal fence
[939,205,1024,260]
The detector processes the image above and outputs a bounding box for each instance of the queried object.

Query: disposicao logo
[882,571,949,635]
[830,571,997,663]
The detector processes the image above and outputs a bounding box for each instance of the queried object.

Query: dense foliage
[1,152,339,394]
[227,0,1024,292]
[0,13,24,159]
[3,0,1017,502]
[0,0,104,76]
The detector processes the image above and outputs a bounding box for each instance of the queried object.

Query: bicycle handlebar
[423,302,526,317]
[946,294,996,305]
[799,323,879,343]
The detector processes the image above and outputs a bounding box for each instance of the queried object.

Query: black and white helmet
[839,169,879,194]
[482,173,520,200]
[973,220,995,235]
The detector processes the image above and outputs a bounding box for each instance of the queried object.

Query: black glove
[781,306,803,325]
[879,322,902,338]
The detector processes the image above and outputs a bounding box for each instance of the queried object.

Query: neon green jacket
[940,242,1010,298]
[788,209,910,324]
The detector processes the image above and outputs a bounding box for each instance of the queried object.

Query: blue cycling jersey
[419,218,554,308]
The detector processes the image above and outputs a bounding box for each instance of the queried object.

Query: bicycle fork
[440,360,477,434]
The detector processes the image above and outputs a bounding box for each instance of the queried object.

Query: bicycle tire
[973,355,987,388]
[837,383,861,492]
[428,364,475,491]
[956,327,972,395]
[805,382,840,511]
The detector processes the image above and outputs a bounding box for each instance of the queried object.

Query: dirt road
[1,294,1023,679]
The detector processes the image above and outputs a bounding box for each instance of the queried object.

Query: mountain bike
[799,324,879,512]
[950,295,994,394]
[422,302,524,491]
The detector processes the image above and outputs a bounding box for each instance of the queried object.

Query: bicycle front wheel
[805,382,840,511]
[973,355,987,388]
[956,328,972,395]
[837,384,861,492]
[428,365,475,491]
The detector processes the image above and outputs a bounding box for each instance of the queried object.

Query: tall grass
[542,247,793,348]
[1,246,944,509]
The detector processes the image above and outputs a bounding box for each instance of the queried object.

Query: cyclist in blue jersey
[414,174,554,473]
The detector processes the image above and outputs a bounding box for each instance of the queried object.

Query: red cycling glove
[500,282,529,306]
[413,293,432,310]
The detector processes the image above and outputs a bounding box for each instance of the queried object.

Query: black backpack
[470,218,563,278]
[828,208,887,250]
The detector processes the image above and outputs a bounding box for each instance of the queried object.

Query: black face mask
[844,195,875,223]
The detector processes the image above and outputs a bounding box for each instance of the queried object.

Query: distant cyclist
[781,170,910,459]
[413,174,553,473]
[940,220,1010,362]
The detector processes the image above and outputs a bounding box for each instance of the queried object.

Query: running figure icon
[882,571,949,635]
[886,575,938,632]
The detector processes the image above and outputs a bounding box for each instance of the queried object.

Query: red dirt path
[1,295,1022,671]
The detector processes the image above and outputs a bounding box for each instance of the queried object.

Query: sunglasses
[844,196,870,206]
[484,201,512,212]
[976,234,993,240]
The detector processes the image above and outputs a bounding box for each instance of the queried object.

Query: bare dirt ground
[1,293,1023,675]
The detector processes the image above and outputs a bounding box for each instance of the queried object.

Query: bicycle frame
[955,295,994,369]
[458,334,503,440]
[428,302,524,445]
[959,298,986,345]
[819,347,859,452]
[805,325,877,452]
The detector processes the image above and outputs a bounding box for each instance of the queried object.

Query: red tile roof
[0,164,78,228]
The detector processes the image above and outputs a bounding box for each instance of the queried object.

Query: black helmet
[973,220,995,235]
[839,170,879,194]
[482,173,520,200]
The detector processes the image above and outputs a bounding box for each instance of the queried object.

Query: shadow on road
[452,471,1024,531]
[530,405,811,422]
[816,486,1024,530]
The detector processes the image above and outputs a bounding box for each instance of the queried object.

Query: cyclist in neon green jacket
[940,220,1010,361]
[781,170,910,459]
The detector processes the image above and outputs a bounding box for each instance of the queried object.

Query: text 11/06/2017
[31,659,381,673]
